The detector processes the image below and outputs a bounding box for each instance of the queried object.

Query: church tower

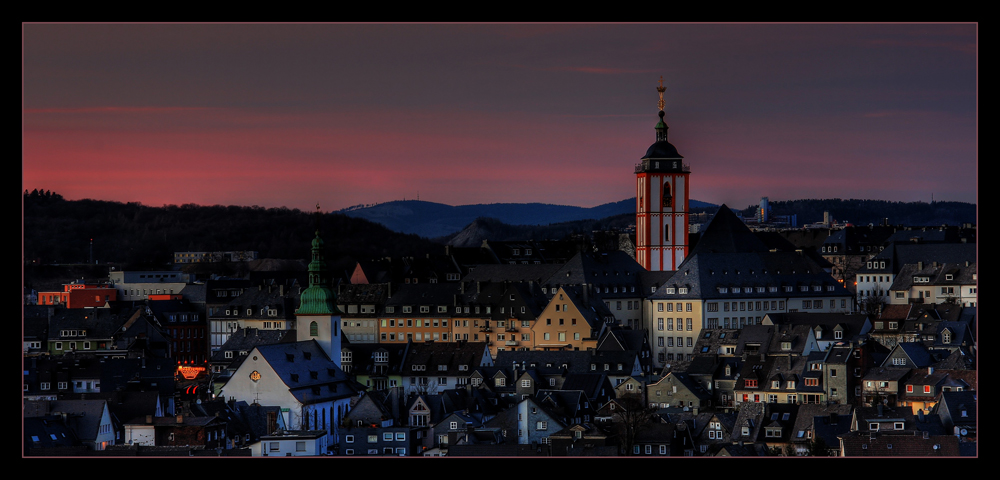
[635,77,689,272]
[295,204,343,366]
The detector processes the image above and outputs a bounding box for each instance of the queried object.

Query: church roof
[688,205,770,255]
[642,140,683,160]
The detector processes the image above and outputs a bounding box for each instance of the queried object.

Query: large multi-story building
[645,206,854,369]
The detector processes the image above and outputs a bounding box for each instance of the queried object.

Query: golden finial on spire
[657,76,666,112]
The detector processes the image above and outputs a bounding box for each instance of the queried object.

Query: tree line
[23,193,440,269]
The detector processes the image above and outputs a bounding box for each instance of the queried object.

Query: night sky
[22,23,978,213]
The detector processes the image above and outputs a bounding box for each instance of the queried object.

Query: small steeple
[296,203,341,315]
[655,76,669,143]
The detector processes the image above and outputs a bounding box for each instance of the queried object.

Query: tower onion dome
[296,222,342,316]
[643,78,683,160]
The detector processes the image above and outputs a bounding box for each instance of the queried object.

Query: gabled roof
[401,341,491,375]
[887,342,935,368]
[253,341,358,403]
[23,399,109,442]
[689,206,770,256]
[839,433,960,457]
[49,307,127,339]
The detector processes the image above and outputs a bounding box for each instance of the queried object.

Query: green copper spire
[296,204,341,316]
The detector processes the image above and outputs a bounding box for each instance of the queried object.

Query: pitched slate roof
[859,242,976,275]
[689,206,770,255]
[23,399,108,443]
[255,341,359,404]
[401,341,491,376]
[839,433,960,457]
[651,249,849,301]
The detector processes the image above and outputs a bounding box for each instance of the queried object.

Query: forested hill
[735,199,977,227]
[22,191,440,268]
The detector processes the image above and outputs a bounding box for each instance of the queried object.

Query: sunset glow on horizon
[23,23,977,213]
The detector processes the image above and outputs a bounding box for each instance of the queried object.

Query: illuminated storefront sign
[177,365,205,380]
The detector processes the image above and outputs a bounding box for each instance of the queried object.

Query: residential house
[337,425,418,456]
[935,390,976,440]
[340,342,409,391]
[543,250,649,331]
[547,422,617,455]
[900,367,948,415]
[337,283,388,344]
[400,340,492,394]
[205,278,251,352]
[378,282,461,345]
[253,429,330,457]
[487,396,565,445]
[47,307,127,356]
[23,399,116,451]
[855,240,975,306]
[209,282,298,356]
[861,368,909,407]
[147,297,208,366]
[533,285,616,352]
[646,371,711,410]
[838,432,960,457]
[888,261,977,307]
[123,413,228,449]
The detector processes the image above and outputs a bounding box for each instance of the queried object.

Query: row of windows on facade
[343,448,406,455]
[124,289,174,296]
[34,380,99,391]
[714,285,837,295]
[223,308,279,317]
[344,432,407,444]
[386,304,532,315]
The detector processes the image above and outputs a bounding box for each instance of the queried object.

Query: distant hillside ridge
[340,198,717,238]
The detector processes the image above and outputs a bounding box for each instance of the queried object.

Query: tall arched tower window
[310,321,318,336]
[665,224,670,242]
[663,182,672,208]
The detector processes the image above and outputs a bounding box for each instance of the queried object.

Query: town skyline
[23,23,978,213]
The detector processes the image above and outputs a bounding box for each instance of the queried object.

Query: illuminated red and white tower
[635,77,689,272]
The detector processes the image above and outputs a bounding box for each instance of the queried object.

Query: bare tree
[859,294,885,316]
[611,393,657,456]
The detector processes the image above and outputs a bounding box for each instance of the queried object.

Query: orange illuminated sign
[177,365,205,380]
